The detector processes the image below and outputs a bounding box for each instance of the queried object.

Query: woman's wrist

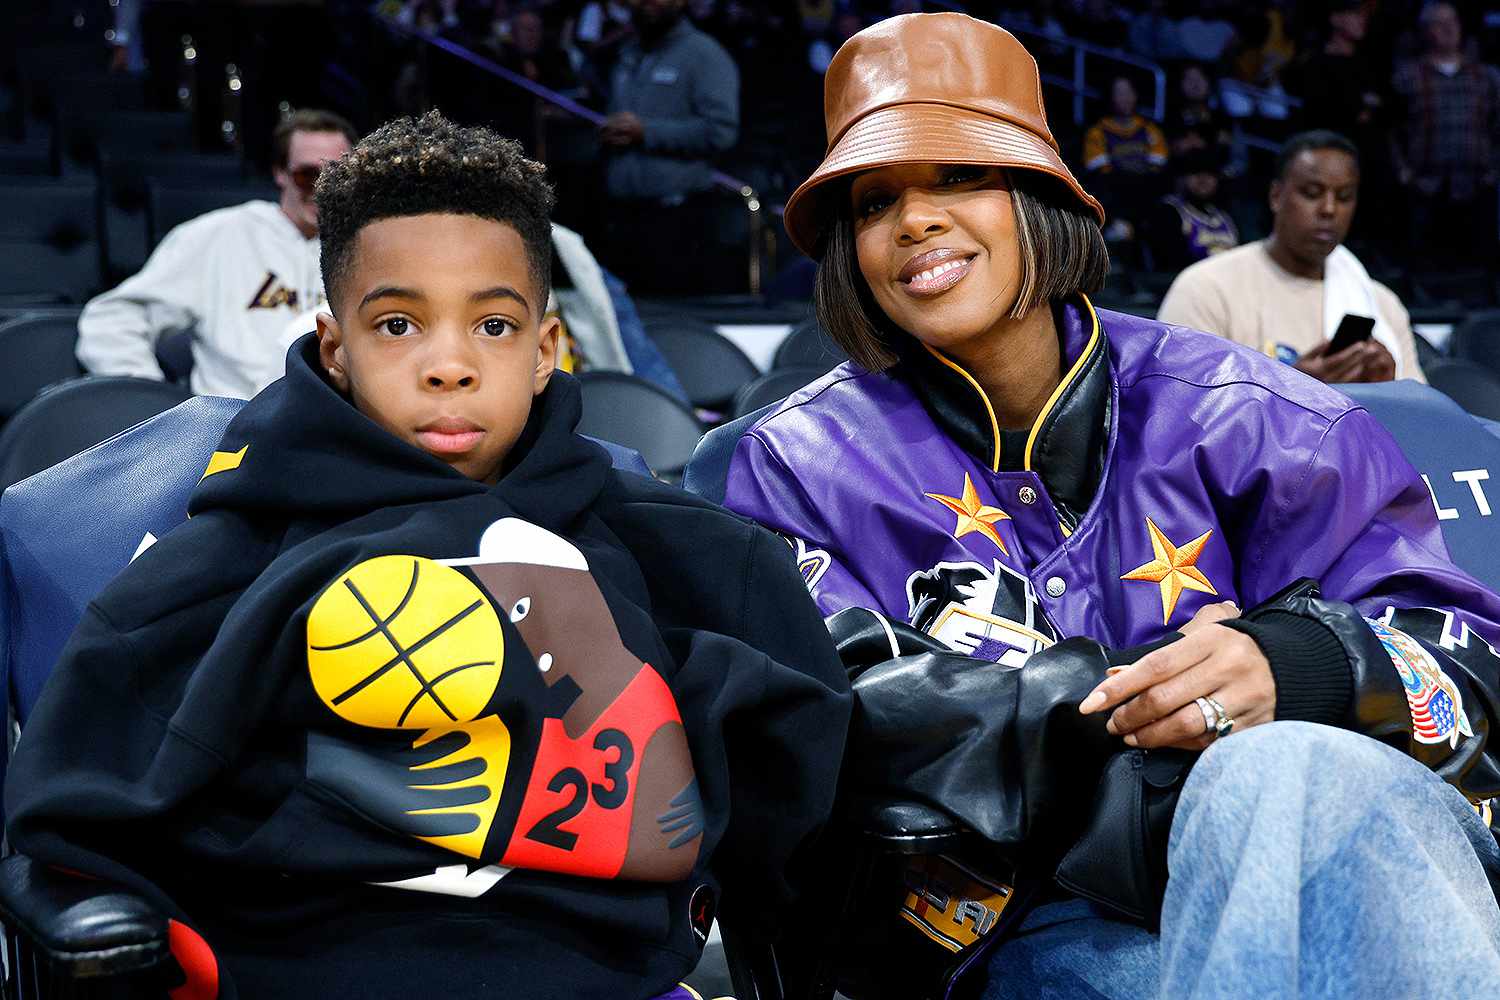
[1219,612,1353,725]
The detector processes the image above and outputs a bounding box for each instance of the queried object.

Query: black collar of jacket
[891,295,1112,531]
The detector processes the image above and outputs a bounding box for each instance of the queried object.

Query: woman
[722,12,1500,998]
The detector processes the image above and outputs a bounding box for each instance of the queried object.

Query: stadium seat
[0,180,96,247]
[681,404,773,505]
[731,366,824,417]
[1424,358,1500,423]
[1412,268,1496,309]
[577,372,705,479]
[55,111,195,171]
[771,318,846,373]
[0,377,194,492]
[644,319,761,411]
[155,329,195,385]
[0,143,53,177]
[99,151,248,277]
[1412,331,1444,373]
[0,313,84,424]
[0,240,100,304]
[1448,310,1500,377]
[147,183,278,249]
[1340,379,1500,594]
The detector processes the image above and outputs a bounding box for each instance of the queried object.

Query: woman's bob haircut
[812,169,1110,372]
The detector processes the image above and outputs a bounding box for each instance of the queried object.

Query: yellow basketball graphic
[306,555,504,730]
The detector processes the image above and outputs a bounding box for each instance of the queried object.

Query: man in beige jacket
[1158,130,1425,384]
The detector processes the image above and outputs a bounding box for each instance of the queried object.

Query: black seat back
[681,404,774,504]
[0,181,96,248]
[147,183,278,248]
[1450,310,1500,377]
[56,111,195,170]
[1425,358,1500,423]
[576,372,704,480]
[646,319,761,410]
[100,152,248,276]
[0,314,85,422]
[731,367,824,418]
[0,376,193,491]
[772,318,846,372]
[0,241,101,305]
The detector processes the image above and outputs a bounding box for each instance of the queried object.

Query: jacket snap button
[1045,576,1066,598]
[1018,486,1037,505]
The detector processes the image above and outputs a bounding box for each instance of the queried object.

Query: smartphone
[1327,314,1376,355]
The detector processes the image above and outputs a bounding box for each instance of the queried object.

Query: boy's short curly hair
[315,110,555,314]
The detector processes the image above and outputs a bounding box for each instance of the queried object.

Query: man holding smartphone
[1159,130,1425,384]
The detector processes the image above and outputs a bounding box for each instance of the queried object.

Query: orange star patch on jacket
[926,473,1011,555]
[1120,517,1217,624]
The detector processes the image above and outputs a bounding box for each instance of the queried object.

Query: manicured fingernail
[1106,665,1126,676]
[1105,717,1119,735]
[1079,690,1106,713]
[1124,733,1139,747]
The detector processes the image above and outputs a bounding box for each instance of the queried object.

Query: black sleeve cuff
[1220,611,1354,725]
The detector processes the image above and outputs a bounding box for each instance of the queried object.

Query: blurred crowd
[14,0,1500,299]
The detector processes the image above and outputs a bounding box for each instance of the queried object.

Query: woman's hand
[1079,603,1276,750]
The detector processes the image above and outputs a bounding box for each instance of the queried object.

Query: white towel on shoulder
[1323,244,1409,378]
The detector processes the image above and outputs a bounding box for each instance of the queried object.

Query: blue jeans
[980,722,1500,999]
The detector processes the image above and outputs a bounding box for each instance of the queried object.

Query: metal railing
[380,18,769,293]
[998,18,1167,127]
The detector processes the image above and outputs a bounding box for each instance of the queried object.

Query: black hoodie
[5,339,851,999]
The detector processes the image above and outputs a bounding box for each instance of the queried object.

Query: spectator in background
[1176,2,1235,62]
[597,0,739,293]
[1392,1,1500,265]
[495,6,581,94]
[1165,62,1232,160]
[1288,0,1394,242]
[1291,0,1384,135]
[1067,0,1128,50]
[573,0,632,60]
[808,11,863,75]
[76,110,357,400]
[1127,0,1186,62]
[1083,76,1168,241]
[1226,3,1296,91]
[1144,147,1239,273]
[1159,130,1425,384]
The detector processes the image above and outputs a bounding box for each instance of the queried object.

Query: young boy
[5,112,849,999]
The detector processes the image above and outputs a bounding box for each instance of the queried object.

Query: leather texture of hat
[783,12,1105,257]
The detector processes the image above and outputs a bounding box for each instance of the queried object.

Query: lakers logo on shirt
[247,271,300,310]
[306,555,512,858]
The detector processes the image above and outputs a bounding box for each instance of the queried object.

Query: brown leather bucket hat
[783,12,1105,258]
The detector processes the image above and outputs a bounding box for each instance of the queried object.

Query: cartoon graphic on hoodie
[304,517,702,885]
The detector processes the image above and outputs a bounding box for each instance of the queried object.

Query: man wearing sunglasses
[76,110,357,400]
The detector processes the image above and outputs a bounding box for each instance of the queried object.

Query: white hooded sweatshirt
[77,200,324,400]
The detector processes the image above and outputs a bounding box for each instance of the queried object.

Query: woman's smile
[899,247,978,298]
[903,256,975,298]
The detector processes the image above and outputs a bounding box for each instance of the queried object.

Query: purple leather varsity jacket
[724,296,1500,808]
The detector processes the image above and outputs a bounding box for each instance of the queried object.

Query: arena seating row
[14,292,1500,498]
[4,360,1500,1000]
[0,44,270,303]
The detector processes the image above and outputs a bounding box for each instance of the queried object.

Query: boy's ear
[315,311,350,393]
[533,314,561,396]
